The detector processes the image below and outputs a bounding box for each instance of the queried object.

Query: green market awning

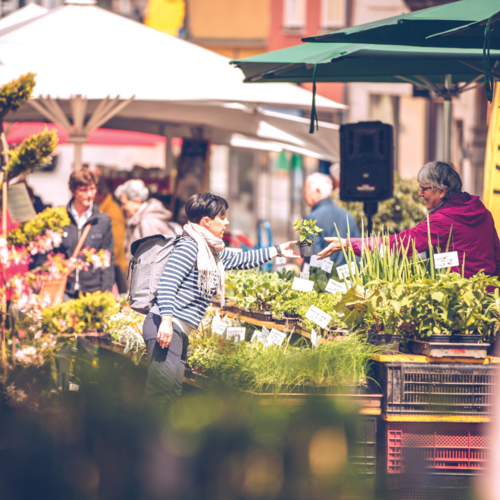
[303,0,500,50]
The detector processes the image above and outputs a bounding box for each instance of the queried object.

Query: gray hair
[305,172,333,198]
[417,161,462,200]
[114,179,149,203]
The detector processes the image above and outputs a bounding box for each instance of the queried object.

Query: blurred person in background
[60,168,114,299]
[304,172,360,266]
[94,179,127,293]
[115,179,181,262]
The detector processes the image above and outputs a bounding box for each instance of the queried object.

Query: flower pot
[299,241,314,257]
[426,334,451,343]
[370,333,401,352]
[451,333,482,344]
[250,310,273,322]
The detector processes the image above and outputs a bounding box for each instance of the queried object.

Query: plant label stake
[319,258,334,273]
[261,325,270,343]
[226,327,246,342]
[325,279,347,294]
[310,255,320,268]
[266,328,286,347]
[250,331,264,345]
[292,277,314,292]
[337,262,356,280]
[275,256,286,272]
[300,263,310,280]
[211,313,228,336]
[305,305,331,329]
[311,329,321,348]
[434,251,459,269]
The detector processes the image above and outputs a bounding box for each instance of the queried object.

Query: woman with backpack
[142,192,300,415]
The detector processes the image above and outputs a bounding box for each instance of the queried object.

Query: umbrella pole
[444,74,452,159]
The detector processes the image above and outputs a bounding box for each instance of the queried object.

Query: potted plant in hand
[293,219,323,257]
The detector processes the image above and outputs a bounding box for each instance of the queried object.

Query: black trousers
[142,313,189,417]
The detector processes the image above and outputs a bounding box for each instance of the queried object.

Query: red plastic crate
[386,422,490,473]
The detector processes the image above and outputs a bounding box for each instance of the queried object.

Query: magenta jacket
[349,192,500,279]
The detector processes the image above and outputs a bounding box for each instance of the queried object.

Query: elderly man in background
[304,172,360,266]
[115,179,181,262]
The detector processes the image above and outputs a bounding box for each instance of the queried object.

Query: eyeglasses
[419,185,433,192]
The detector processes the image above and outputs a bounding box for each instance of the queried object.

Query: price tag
[305,305,332,329]
[311,329,321,348]
[300,263,310,280]
[266,328,287,347]
[211,313,227,335]
[325,279,347,294]
[250,331,264,345]
[310,255,320,268]
[226,327,246,342]
[292,277,314,292]
[337,261,356,280]
[319,258,334,273]
[261,325,270,342]
[275,256,286,266]
[434,251,459,269]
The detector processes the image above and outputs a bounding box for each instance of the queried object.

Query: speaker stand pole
[363,202,378,235]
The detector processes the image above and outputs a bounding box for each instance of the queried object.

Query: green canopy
[232,42,500,85]
[303,0,500,50]
[231,42,500,157]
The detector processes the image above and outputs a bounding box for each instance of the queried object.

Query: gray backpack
[128,233,185,314]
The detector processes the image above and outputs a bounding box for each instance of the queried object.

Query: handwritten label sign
[325,279,347,294]
[300,263,310,280]
[319,258,334,273]
[261,325,270,343]
[211,313,227,335]
[292,277,314,292]
[275,256,286,272]
[337,262,356,280]
[434,251,459,269]
[305,305,332,329]
[226,327,246,342]
[266,328,287,347]
[250,331,264,345]
[311,329,321,348]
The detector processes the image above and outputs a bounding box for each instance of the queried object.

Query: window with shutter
[321,0,346,30]
[283,0,306,31]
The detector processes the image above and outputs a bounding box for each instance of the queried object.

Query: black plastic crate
[386,473,476,500]
[373,362,497,415]
[348,416,376,475]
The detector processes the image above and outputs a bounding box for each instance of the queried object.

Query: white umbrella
[0,0,344,166]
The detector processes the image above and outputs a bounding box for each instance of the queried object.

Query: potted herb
[293,219,323,257]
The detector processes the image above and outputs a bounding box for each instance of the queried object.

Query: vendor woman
[143,192,300,414]
[318,160,500,279]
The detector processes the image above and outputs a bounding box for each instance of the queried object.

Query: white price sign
[311,329,321,348]
[305,305,332,329]
[211,313,227,335]
[434,251,459,269]
[292,277,314,292]
[250,331,264,345]
[310,255,320,268]
[261,325,270,343]
[275,256,286,266]
[319,258,334,273]
[266,328,287,347]
[300,263,310,280]
[226,327,246,342]
[337,261,356,280]
[325,279,347,294]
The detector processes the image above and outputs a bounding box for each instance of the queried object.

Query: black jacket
[60,201,114,295]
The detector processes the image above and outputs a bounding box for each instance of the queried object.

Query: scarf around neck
[183,222,226,305]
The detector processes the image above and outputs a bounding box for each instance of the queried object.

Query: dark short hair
[69,168,96,193]
[185,193,228,224]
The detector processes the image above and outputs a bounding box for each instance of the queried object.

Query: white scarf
[183,222,226,305]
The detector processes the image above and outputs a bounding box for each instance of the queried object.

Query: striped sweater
[156,237,271,328]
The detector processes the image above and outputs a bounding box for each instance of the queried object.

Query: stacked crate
[372,356,498,500]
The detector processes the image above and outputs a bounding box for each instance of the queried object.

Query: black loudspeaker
[339,121,394,202]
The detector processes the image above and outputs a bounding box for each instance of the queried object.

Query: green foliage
[41,291,116,334]
[336,173,427,234]
[7,206,70,247]
[293,218,323,243]
[226,269,299,312]
[0,73,36,118]
[189,334,379,392]
[5,129,58,180]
